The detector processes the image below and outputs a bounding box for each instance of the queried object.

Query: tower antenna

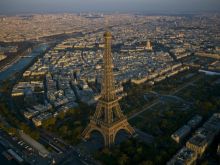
[104,16,109,32]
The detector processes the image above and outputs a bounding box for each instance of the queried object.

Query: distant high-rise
[82,31,135,147]
[146,40,153,51]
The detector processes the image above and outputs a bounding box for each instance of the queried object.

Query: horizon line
[1,10,220,16]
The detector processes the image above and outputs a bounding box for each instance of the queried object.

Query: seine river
[0,44,48,82]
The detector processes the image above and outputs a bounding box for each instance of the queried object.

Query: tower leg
[81,125,92,140]
[104,133,114,147]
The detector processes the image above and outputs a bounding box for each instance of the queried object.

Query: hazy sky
[0,0,220,14]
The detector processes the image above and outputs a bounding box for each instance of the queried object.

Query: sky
[0,0,220,14]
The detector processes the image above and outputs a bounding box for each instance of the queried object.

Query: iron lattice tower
[82,31,135,147]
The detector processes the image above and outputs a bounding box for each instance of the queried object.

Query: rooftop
[19,130,49,157]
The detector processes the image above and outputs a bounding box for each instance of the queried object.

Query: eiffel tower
[82,31,135,147]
